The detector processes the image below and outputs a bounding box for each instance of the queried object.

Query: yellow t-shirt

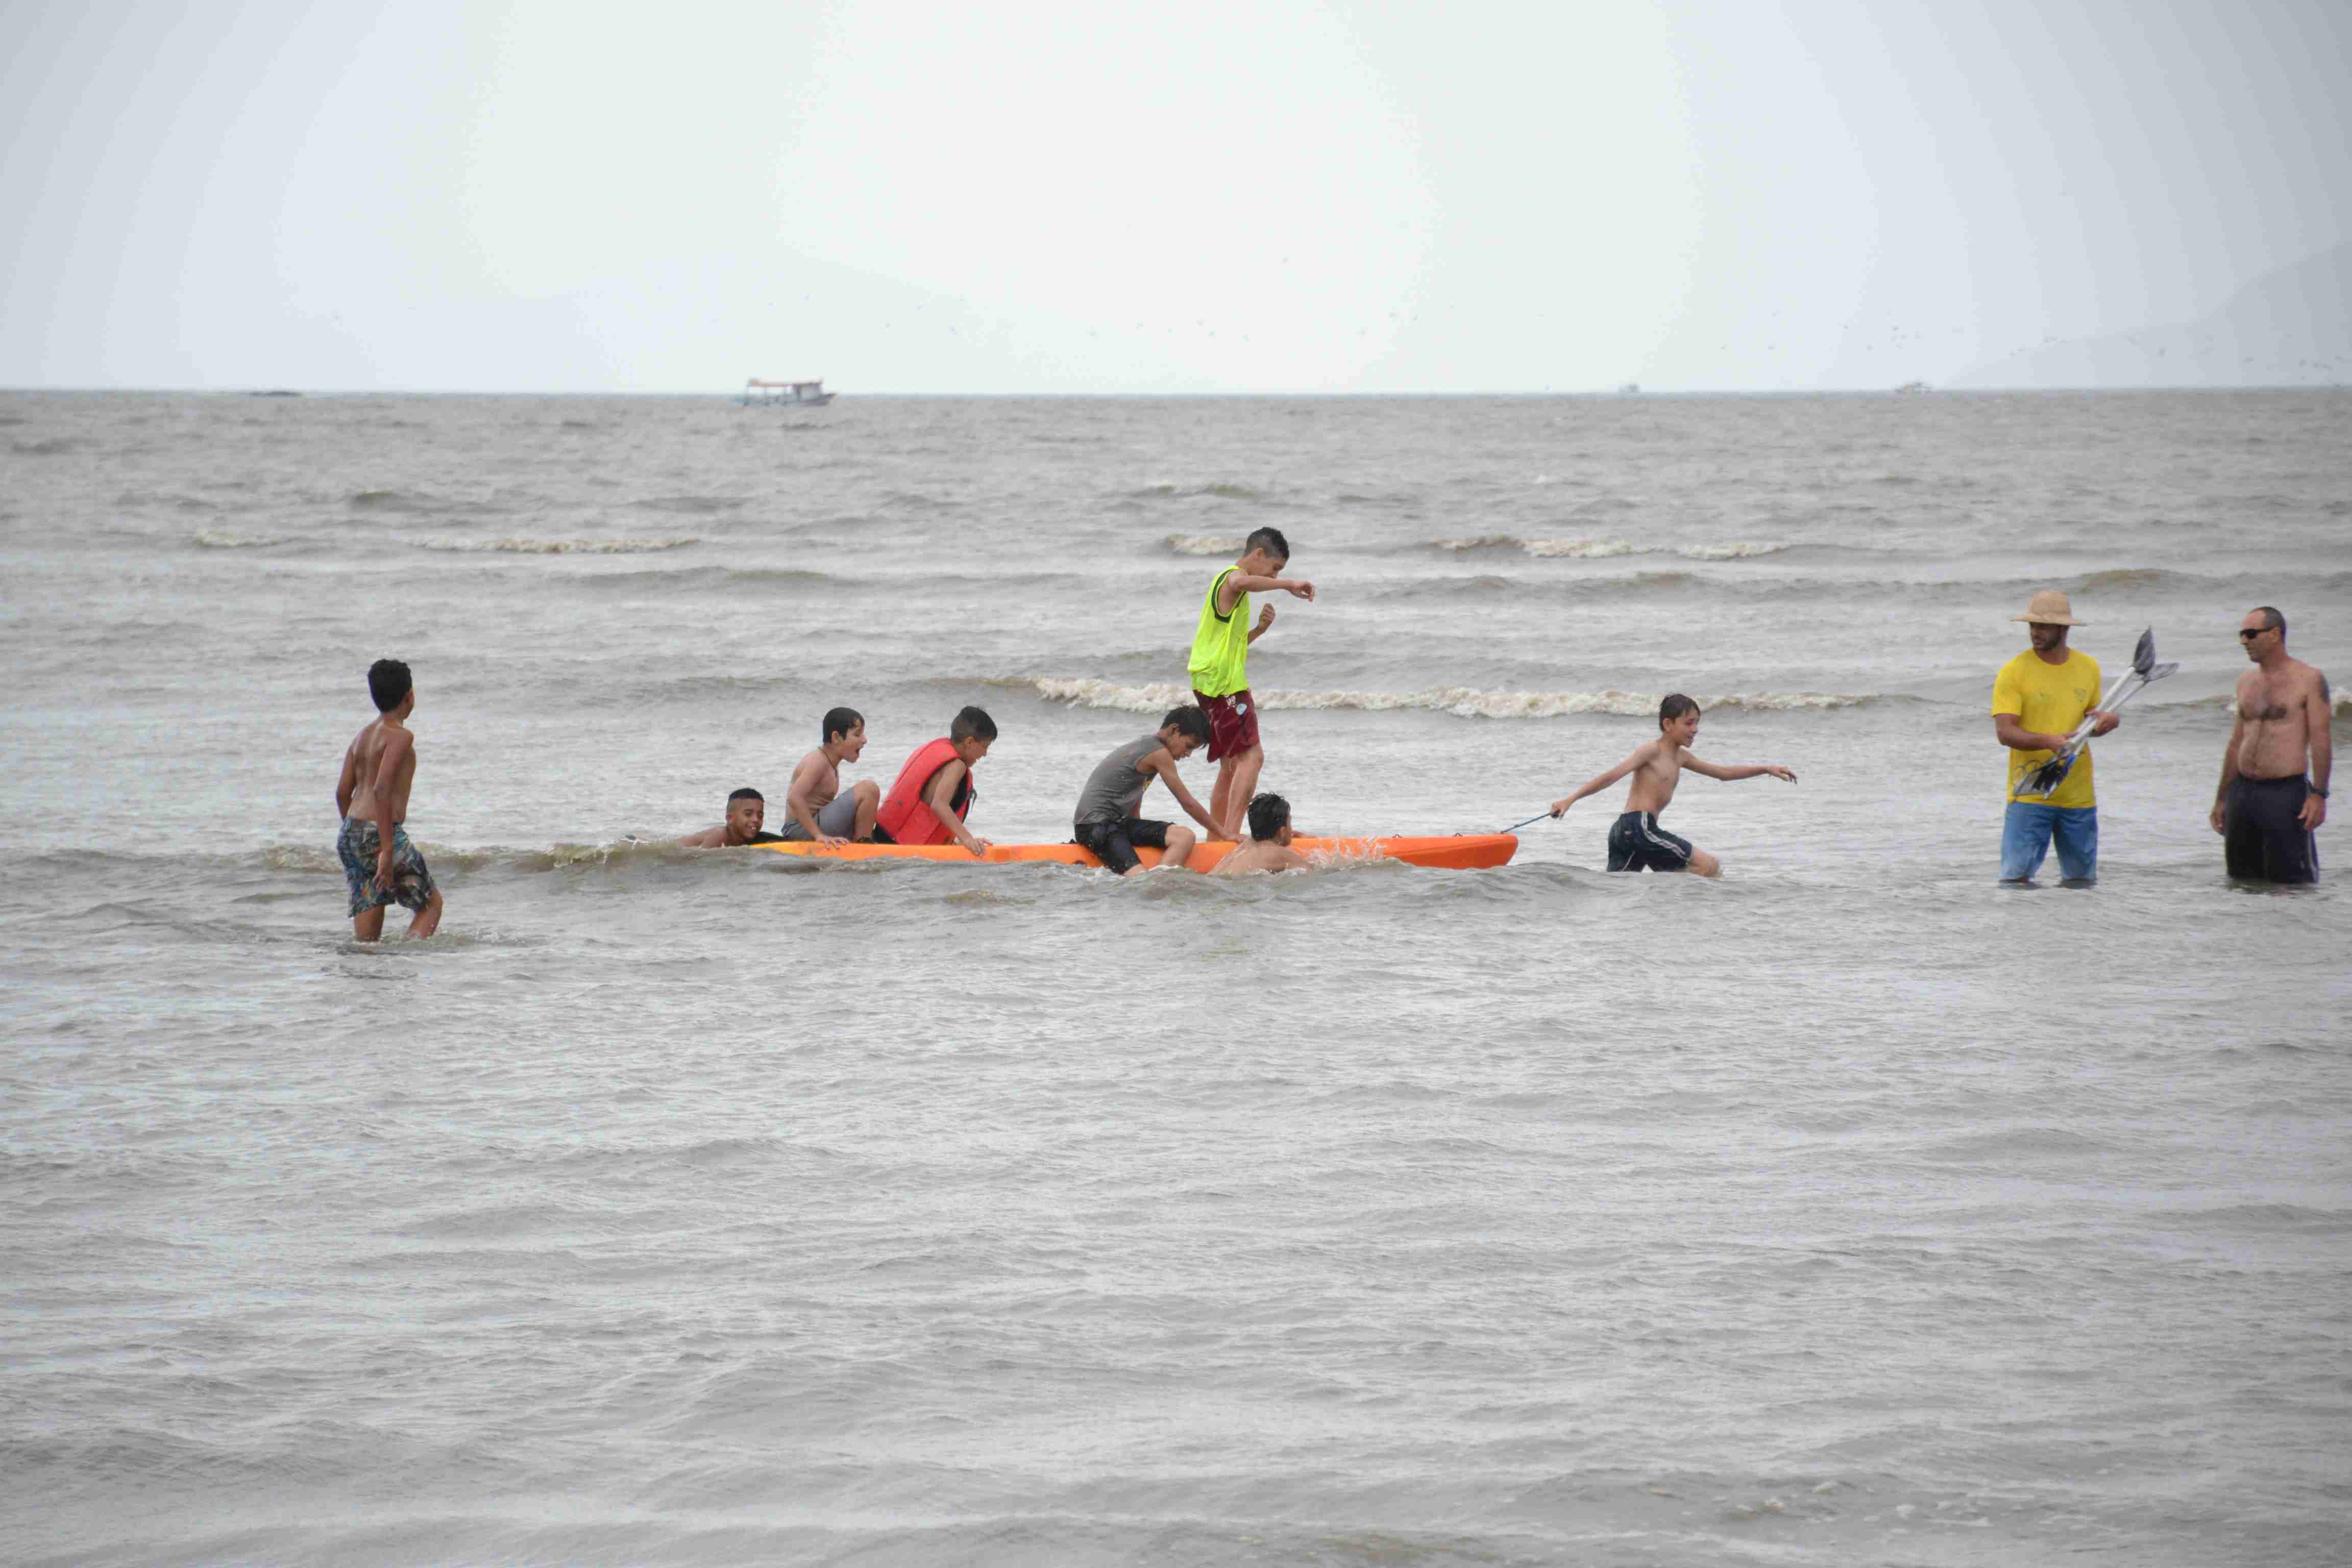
[1992,648,2102,807]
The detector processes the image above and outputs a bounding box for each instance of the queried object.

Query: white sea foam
[1429,536,1788,560]
[410,536,701,554]
[1162,534,1244,555]
[193,529,287,548]
[1033,678,1871,717]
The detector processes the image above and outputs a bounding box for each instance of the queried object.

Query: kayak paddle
[2017,626,2179,798]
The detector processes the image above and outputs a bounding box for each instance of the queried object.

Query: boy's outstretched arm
[1221,572,1315,610]
[1684,757,1798,783]
[1147,752,1232,839]
[1550,743,1653,816]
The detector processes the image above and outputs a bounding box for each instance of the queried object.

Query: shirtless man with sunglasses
[2212,606,2332,884]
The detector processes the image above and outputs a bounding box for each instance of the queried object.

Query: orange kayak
[754,833,1517,870]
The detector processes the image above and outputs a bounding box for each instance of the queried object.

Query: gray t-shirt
[1074,733,1164,826]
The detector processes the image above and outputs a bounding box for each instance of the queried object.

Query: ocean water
[3,388,2348,1566]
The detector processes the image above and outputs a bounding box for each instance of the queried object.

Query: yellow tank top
[1187,567,1251,697]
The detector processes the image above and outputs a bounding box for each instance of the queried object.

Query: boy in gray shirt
[1072,706,1227,874]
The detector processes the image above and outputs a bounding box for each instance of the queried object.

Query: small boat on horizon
[740,378,835,407]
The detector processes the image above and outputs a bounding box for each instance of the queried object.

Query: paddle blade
[2132,626,2157,677]
[2148,661,2179,682]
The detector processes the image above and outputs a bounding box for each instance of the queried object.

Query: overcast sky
[3,0,2346,392]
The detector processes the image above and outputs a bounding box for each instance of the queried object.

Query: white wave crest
[1033,678,1870,717]
[1429,536,1787,560]
[193,529,287,548]
[1162,534,1244,555]
[411,536,700,554]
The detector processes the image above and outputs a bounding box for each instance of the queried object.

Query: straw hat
[2011,589,2085,626]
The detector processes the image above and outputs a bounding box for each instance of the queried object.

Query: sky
[3,0,2347,393]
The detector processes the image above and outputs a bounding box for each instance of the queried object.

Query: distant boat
[740,378,835,407]
[1617,382,1640,395]
[1894,380,1931,394]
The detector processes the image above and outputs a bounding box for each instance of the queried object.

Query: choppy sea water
[3,389,2348,1565]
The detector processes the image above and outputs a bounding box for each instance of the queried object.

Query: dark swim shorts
[1074,815,1172,875]
[1192,689,1260,763]
[338,818,437,916]
[2223,774,2320,884]
[1607,811,1693,873]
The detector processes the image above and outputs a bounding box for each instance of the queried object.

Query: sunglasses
[2239,628,2270,641]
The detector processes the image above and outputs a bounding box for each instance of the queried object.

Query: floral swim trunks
[337,818,437,917]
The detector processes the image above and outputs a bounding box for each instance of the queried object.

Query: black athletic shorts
[1075,816,1172,875]
[1607,811,1693,873]
[2224,775,2319,884]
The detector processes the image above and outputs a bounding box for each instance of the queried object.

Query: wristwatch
[2311,783,2330,798]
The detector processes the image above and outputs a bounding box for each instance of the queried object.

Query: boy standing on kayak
[1072,705,1227,874]
[1189,526,1315,838]
[874,706,996,856]
[1547,694,1795,875]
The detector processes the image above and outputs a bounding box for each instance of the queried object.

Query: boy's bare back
[340,715,415,824]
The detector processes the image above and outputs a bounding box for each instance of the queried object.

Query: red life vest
[874,737,975,845]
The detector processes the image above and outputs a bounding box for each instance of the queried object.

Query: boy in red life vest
[873,705,996,856]
[1188,525,1315,839]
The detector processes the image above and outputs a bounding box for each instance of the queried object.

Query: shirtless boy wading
[2212,606,2331,883]
[1548,695,1795,876]
[335,658,443,940]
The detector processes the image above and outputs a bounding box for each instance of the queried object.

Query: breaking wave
[1032,678,1877,718]
[1129,482,1270,503]
[193,530,289,549]
[1162,534,1245,555]
[1428,536,1791,560]
[410,536,700,555]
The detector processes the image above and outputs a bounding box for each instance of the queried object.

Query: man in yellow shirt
[1992,590,2119,883]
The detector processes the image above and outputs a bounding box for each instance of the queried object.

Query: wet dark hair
[1245,526,1290,561]
[2253,606,2286,636]
[822,706,864,744]
[1246,792,1290,839]
[368,658,411,712]
[1162,705,1212,744]
[728,787,764,804]
[1658,694,1700,727]
[950,705,997,744]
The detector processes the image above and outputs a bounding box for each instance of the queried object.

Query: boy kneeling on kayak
[874,706,996,856]
[1072,705,1228,874]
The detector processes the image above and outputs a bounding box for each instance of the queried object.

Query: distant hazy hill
[1956,242,2351,388]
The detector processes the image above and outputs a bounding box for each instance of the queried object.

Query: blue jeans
[2001,802,2098,882]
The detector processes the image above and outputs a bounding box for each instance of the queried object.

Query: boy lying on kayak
[1548,694,1795,875]
[1215,792,1311,875]
[1072,705,1228,874]
[679,787,786,847]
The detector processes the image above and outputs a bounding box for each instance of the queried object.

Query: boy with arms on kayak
[1214,792,1311,875]
[334,657,444,940]
[874,706,996,856]
[1548,694,1796,876]
[678,787,784,848]
[780,706,883,843]
[1072,705,1227,874]
[1189,526,1315,838]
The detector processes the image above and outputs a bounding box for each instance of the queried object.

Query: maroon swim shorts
[1193,689,1260,762]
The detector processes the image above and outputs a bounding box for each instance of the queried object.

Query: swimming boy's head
[949,705,997,763]
[1240,525,1290,574]
[823,705,866,758]
[368,658,413,714]
[1158,704,1212,760]
[1658,693,1701,743]
[1246,791,1292,843]
[726,787,765,840]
